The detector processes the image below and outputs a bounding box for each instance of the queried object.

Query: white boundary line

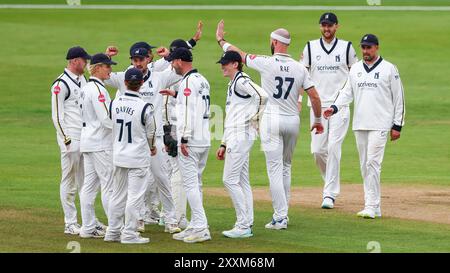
[0,5,449,11]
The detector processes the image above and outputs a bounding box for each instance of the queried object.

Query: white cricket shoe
[137,220,145,233]
[357,208,382,219]
[95,220,108,233]
[104,234,121,242]
[64,223,81,235]
[178,216,189,229]
[321,197,335,209]
[172,228,194,241]
[165,223,181,234]
[121,235,150,244]
[183,228,211,243]
[143,216,159,225]
[79,229,105,239]
[265,218,288,230]
[222,227,253,239]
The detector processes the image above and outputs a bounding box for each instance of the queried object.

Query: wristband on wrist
[330,105,338,114]
[217,38,226,45]
[181,137,188,144]
[188,38,196,48]
[314,117,321,123]
[392,124,402,132]
[222,42,231,52]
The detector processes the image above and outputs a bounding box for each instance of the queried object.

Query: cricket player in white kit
[161,36,206,229]
[324,34,405,219]
[105,46,182,234]
[51,46,90,235]
[216,20,324,230]
[301,13,358,209]
[215,51,268,238]
[105,68,157,244]
[79,53,117,238]
[161,47,211,243]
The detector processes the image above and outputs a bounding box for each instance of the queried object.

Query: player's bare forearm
[193,20,203,42]
[306,87,322,118]
[216,19,248,62]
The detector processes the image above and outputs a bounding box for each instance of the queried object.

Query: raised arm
[216,20,248,63]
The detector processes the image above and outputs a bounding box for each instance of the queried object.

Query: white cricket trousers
[58,139,84,225]
[168,155,187,222]
[354,130,388,210]
[149,136,177,224]
[310,107,350,200]
[107,167,150,240]
[142,171,160,220]
[178,146,209,229]
[223,134,254,229]
[80,150,114,233]
[260,113,299,221]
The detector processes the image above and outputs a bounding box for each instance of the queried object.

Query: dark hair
[237,62,243,71]
[125,80,142,91]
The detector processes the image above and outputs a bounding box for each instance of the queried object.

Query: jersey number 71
[116,119,132,143]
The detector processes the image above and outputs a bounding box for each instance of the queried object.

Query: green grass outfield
[0,3,449,252]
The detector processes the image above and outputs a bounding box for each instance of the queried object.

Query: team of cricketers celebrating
[51,13,405,244]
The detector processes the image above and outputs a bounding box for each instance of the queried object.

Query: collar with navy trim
[228,71,242,88]
[89,76,106,88]
[143,69,151,82]
[64,68,82,87]
[363,56,383,73]
[124,90,141,98]
[182,69,198,80]
[320,37,338,55]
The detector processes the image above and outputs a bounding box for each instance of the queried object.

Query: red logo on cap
[53,85,61,95]
[183,88,191,96]
[249,54,257,60]
[98,93,106,103]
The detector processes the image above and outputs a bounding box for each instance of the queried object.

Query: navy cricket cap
[217,51,242,65]
[319,12,338,25]
[360,34,379,46]
[66,46,91,60]
[170,39,191,52]
[90,53,117,65]
[130,48,150,59]
[166,47,193,62]
[125,68,144,82]
[129,42,155,56]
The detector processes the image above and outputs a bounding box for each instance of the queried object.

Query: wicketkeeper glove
[163,125,178,157]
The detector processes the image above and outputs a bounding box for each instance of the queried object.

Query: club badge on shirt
[98,93,106,103]
[53,85,61,95]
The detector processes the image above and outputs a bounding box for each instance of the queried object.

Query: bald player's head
[270,28,291,54]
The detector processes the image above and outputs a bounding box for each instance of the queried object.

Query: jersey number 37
[273,77,294,100]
